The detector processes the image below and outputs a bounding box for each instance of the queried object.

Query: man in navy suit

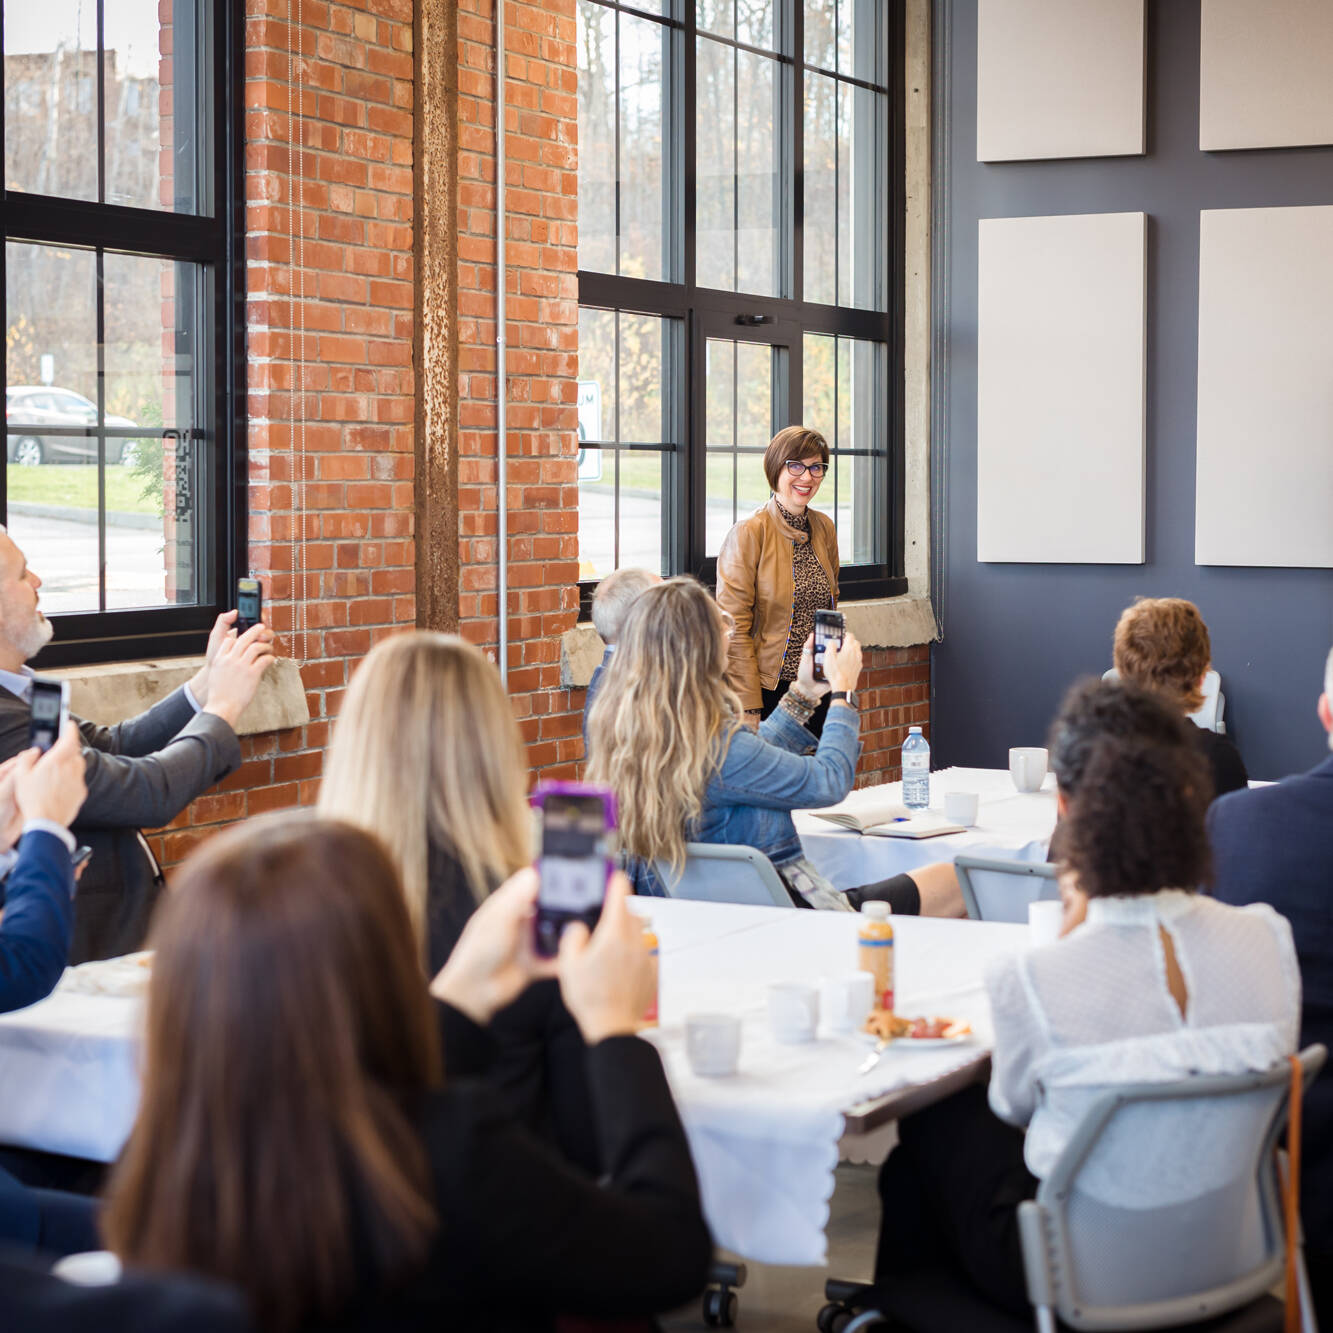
[1209,646,1333,1324]
[582,567,660,752]
[0,721,101,1256]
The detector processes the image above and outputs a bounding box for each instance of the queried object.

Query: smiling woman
[715,426,841,734]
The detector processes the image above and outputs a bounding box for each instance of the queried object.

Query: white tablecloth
[794,766,1058,889]
[629,899,1028,1265]
[0,900,1028,1269]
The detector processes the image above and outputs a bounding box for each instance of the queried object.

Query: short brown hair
[104,816,441,1333]
[763,426,829,491]
[1112,597,1211,714]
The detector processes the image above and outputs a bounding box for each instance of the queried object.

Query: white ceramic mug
[685,1013,742,1077]
[1009,747,1049,794]
[819,972,876,1033]
[943,790,980,826]
[767,981,819,1044]
[1028,898,1064,948]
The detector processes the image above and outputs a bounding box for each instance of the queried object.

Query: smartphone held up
[812,609,845,684]
[531,781,616,958]
[236,577,263,633]
[28,677,70,753]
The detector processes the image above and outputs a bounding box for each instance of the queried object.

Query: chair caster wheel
[817,1303,853,1333]
[703,1286,738,1327]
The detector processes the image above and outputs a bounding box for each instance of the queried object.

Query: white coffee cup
[1009,747,1049,794]
[1028,898,1063,948]
[819,972,876,1033]
[767,981,818,1044]
[943,790,979,826]
[685,1013,742,1077]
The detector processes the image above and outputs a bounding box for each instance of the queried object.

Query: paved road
[8,513,173,614]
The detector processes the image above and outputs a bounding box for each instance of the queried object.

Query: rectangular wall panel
[977,0,1145,162]
[1200,0,1333,151]
[1196,206,1333,568]
[977,213,1146,564]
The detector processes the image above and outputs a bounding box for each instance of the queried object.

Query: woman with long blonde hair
[320,632,597,1169]
[320,632,531,970]
[588,577,928,913]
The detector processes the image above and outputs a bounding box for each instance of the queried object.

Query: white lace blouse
[986,890,1301,1190]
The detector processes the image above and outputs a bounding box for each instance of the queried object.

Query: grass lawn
[6,464,162,517]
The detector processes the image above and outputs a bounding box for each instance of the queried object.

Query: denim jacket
[631,701,861,895]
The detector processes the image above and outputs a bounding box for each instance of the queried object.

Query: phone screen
[237,578,262,632]
[812,610,845,684]
[28,681,66,753]
[535,791,610,957]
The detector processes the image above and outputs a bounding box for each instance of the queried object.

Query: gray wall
[931,0,1333,781]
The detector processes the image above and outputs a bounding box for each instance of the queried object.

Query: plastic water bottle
[901,726,930,811]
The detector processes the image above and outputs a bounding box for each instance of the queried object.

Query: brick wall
[146,0,925,868]
[455,0,585,779]
[149,0,418,867]
[853,645,932,788]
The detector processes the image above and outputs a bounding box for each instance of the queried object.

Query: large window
[1,0,244,664]
[576,0,903,605]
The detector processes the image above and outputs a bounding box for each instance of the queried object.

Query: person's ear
[1056,789,1069,817]
[1319,692,1332,736]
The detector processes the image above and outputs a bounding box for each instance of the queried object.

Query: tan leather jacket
[715,499,840,710]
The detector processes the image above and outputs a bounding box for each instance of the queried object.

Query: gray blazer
[0,685,242,962]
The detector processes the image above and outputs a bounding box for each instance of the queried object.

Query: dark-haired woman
[871,709,1300,1317]
[716,426,839,733]
[99,817,710,1333]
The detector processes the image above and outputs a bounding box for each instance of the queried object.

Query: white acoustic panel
[1196,206,1333,569]
[977,213,1146,565]
[1200,0,1333,151]
[976,0,1145,162]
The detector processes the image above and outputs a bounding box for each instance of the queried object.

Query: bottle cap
[860,900,891,920]
[908,726,923,735]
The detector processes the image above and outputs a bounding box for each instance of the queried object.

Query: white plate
[857,1028,974,1049]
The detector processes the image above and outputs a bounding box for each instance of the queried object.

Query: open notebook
[809,799,965,839]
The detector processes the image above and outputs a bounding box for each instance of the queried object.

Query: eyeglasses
[784,459,828,479]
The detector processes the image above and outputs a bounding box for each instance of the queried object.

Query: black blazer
[327,1028,711,1333]
[0,685,242,962]
[1193,726,1248,800]
[1208,754,1333,1252]
[0,1253,253,1333]
[426,845,600,1173]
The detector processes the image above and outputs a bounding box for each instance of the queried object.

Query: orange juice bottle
[858,901,894,1012]
[640,921,659,1029]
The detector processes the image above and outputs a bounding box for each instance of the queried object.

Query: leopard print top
[775,499,833,681]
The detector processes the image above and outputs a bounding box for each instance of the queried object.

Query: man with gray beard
[0,528,274,961]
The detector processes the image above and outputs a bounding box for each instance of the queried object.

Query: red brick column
[456,0,584,780]
[149,0,418,867]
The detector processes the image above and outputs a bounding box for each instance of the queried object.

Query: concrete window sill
[559,592,938,689]
[46,656,311,736]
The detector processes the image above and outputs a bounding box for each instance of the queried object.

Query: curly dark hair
[1061,736,1213,899]
[1048,677,1207,800]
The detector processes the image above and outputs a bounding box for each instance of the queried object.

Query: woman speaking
[716,426,839,733]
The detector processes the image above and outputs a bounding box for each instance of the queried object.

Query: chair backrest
[651,843,793,907]
[955,854,1058,923]
[1018,1044,1327,1331]
[1101,666,1226,734]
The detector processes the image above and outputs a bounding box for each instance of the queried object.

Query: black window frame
[576,0,906,617]
[0,0,247,667]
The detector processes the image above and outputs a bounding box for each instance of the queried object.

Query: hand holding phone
[532,782,616,958]
[812,609,845,685]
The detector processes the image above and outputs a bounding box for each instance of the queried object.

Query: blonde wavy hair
[318,633,532,953]
[586,577,742,872]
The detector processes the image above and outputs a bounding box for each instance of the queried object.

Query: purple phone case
[531,781,617,956]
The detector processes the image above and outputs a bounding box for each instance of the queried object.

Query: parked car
[5,386,138,464]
